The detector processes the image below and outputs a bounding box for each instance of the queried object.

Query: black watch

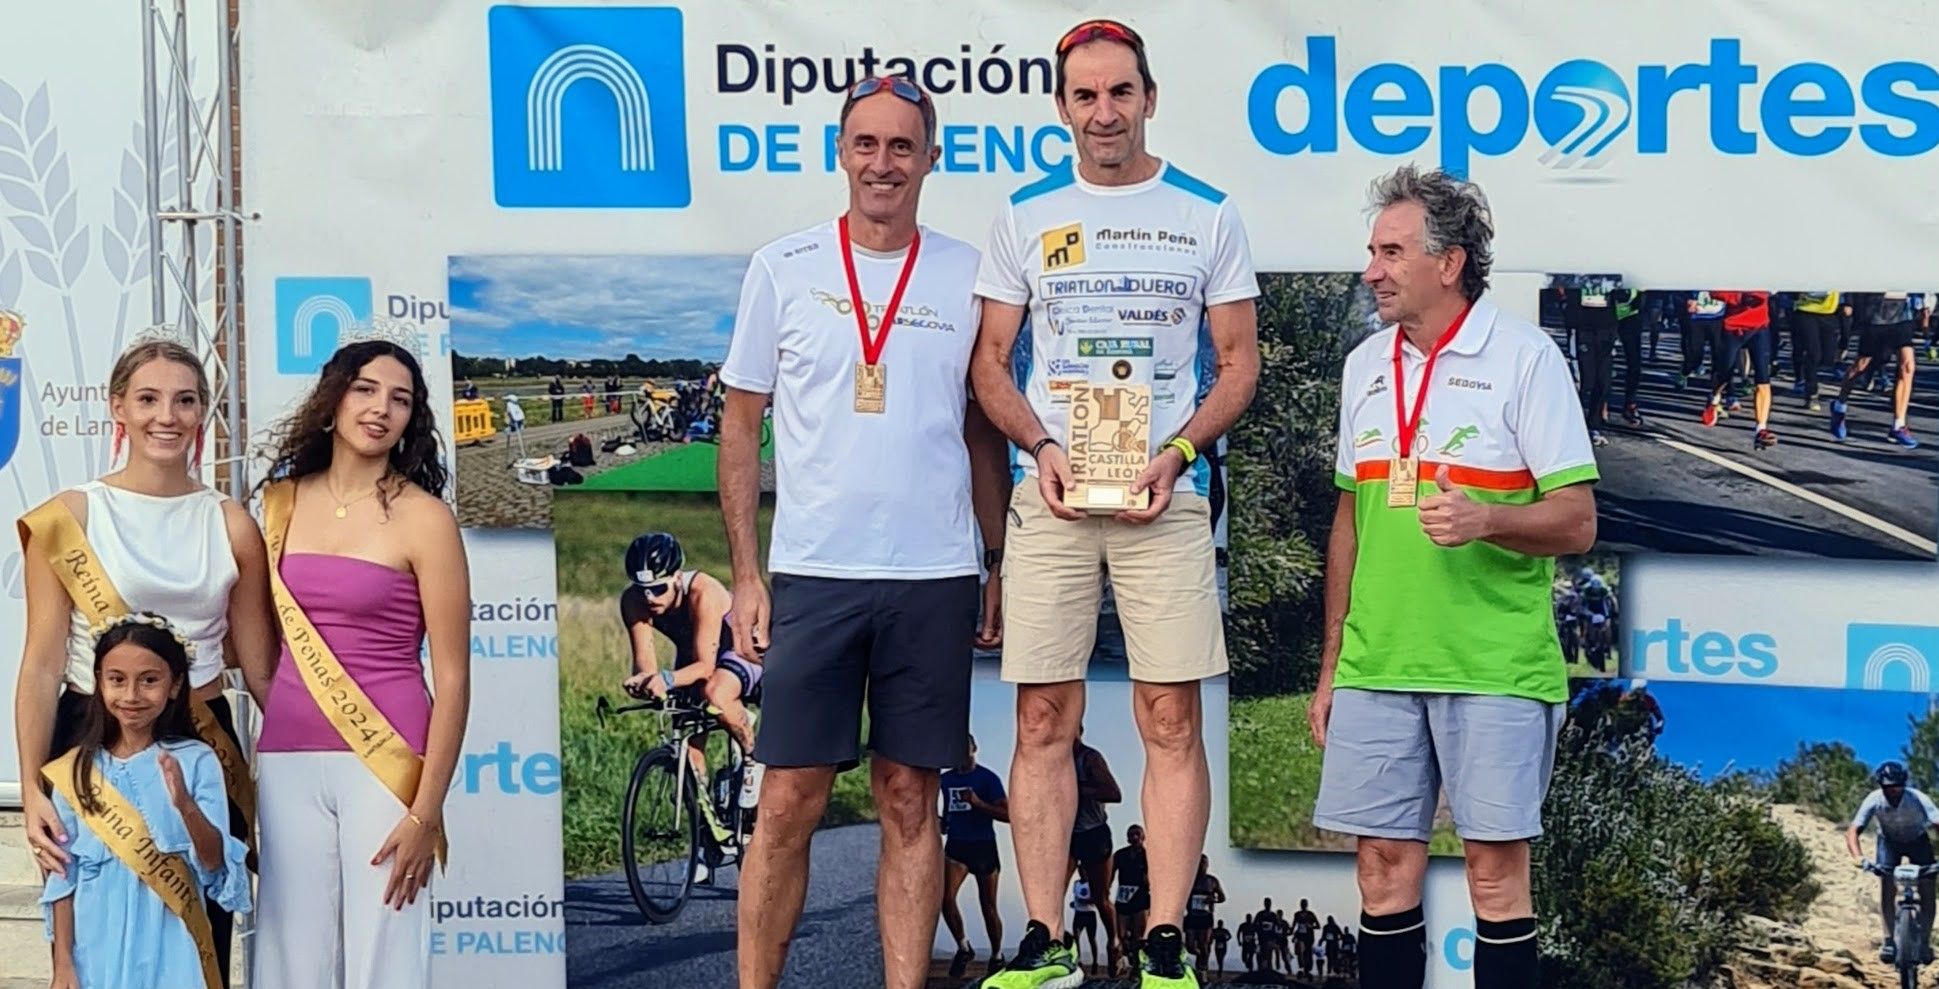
[983,547,1004,572]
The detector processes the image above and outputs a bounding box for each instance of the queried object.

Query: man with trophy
[969,17,1260,989]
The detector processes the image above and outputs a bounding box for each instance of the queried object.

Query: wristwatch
[983,547,1004,573]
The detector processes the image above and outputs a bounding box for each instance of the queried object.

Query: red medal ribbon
[1391,301,1475,459]
[838,213,921,366]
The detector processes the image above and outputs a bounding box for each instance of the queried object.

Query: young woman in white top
[13,334,279,986]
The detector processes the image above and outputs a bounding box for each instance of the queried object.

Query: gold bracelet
[408,812,441,833]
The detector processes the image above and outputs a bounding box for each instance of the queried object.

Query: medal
[1388,302,1473,509]
[1386,454,1419,508]
[853,360,887,414]
[838,214,919,416]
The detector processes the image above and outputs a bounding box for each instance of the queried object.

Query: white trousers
[253,752,432,989]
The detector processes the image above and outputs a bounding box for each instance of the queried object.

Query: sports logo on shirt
[1354,427,1383,449]
[1437,424,1481,455]
[1041,223,1086,272]
[1078,338,1153,358]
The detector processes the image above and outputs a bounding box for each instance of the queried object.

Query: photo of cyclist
[617,531,765,848]
[1847,761,1939,965]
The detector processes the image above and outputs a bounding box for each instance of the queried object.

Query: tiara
[126,323,200,353]
[89,612,193,651]
[0,309,23,358]
[339,315,427,363]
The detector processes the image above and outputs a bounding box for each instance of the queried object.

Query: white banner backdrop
[235,2,1939,987]
[0,0,221,804]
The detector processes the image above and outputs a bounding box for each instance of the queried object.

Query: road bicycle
[595,692,758,923]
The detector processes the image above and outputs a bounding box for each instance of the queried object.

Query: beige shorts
[1000,480,1227,684]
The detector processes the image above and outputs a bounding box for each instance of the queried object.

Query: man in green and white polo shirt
[1310,165,1599,989]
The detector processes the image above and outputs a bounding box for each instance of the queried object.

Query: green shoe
[1140,925,1199,989]
[979,921,1083,989]
[696,792,734,845]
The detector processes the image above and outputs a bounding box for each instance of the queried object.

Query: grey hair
[1367,164,1495,301]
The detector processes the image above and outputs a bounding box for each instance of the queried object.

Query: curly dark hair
[254,340,449,509]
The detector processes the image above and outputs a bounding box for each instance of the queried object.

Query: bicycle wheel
[622,745,699,924]
[1893,906,1919,989]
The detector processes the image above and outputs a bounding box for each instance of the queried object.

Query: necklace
[325,475,382,519]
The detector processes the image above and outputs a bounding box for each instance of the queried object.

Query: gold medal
[854,361,887,414]
[1386,454,1419,508]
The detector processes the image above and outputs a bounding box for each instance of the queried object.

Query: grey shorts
[751,573,976,772]
[1313,688,1565,843]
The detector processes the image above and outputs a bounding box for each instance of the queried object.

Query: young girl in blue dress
[40,613,251,989]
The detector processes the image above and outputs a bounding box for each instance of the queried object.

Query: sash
[19,498,258,869]
[42,749,223,989]
[259,480,446,865]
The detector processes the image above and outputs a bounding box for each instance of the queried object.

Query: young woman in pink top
[248,327,472,989]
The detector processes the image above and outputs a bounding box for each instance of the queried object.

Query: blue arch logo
[488,6,691,208]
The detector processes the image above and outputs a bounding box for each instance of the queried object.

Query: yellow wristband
[1166,436,1197,463]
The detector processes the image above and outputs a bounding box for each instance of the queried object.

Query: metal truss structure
[141,1,255,981]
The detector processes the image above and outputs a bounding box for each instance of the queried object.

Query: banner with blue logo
[232,2,1939,987]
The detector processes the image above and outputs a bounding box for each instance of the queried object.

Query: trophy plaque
[1066,381,1151,513]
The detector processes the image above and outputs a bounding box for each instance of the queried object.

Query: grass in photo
[448,255,751,529]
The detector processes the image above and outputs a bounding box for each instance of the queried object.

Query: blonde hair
[108,340,210,406]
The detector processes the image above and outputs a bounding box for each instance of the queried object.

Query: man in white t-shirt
[719,76,1010,989]
[971,18,1260,989]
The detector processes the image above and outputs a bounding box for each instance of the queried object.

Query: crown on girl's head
[339,315,427,363]
[127,323,198,351]
[89,612,193,651]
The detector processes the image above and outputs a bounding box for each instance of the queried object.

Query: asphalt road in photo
[1555,327,1937,560]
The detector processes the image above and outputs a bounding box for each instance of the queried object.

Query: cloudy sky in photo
[449,254,750,361]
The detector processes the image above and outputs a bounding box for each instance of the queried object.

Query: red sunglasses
[847,74,930,106]
[1056,18,1144,56]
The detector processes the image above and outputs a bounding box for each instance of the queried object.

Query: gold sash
[42,749,223,989]
[18,498,258,868]
[259,480,446,865]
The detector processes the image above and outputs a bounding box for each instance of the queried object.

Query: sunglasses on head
[847,74,929,107]
[1056,18,1144,56]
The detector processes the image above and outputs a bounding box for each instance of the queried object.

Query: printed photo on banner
[1553,675,1939,989]
[447,255,748,529]
[1538,278,1937,560]
[923,673,1384,987]
[554,486,951,987]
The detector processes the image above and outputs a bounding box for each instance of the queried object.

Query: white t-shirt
[975,160,1260,495]
[720,219,982,579]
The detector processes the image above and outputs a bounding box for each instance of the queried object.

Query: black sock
[1358,906,1427,989]
[1474,917,1539,989]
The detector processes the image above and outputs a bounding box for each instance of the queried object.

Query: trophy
[1066,381,1151,512]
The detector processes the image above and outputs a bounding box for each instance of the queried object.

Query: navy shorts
[752,573,977,772]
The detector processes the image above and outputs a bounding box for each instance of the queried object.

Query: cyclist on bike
[1553,580,1582,666]
[1575,567,1617,671]
[1849,761,1939,964]
[619,533,765,837]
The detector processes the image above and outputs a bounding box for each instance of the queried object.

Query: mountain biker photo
[1848,761,1939,965]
